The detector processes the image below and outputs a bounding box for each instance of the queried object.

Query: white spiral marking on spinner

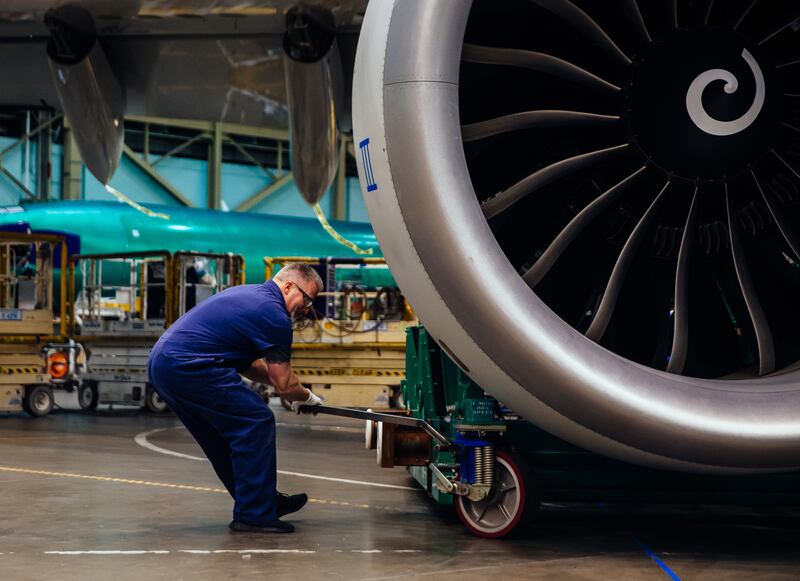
[685,49,765,137]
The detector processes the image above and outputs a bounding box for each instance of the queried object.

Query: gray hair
[273,262,324,293]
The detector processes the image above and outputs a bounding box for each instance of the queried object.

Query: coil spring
[473,445,495,486]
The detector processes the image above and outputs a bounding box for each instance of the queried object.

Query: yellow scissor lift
[0,231,76,417]
[264,256,416,409]
[68,250,245,412]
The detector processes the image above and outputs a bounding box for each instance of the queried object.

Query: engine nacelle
[353,0,800,472]
[283,4,345,206]
[45,5,125,185]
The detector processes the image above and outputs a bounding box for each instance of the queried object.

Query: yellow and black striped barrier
[0,367,45,375]
[293,368,405,377]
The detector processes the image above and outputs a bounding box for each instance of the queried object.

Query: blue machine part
[453,436,492,485]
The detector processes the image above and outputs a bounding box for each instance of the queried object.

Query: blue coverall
[147,280,293,525]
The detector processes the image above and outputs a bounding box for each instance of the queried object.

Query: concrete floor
[0,395,798,580]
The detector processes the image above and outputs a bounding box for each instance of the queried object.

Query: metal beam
[143,122,150,164]
[122,144,194,207]
[207,122,222,210]
[36,110,51,201]
[235,172,294,212]
[0,166,36,200]
[224,135,276,181]
[152,133,209,167]
[0,113,63,158]
[125,115,289,142]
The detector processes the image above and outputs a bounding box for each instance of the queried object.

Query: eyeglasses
[292,282,314,309]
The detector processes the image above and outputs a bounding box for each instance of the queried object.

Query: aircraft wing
[0,1,364,129]
[0,0,365,195]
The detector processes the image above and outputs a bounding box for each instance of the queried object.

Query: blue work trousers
[148,344,278,525]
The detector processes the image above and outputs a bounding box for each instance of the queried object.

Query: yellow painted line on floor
[0,465,227,494]
[0,465,405,513]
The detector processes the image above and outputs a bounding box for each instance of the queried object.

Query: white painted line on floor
[0,465,418,513]
[46,551,171,555]
[222,549,315,554]
[134,429,205,461]
[38,549,432,557]
[135,427,418,491]
[277,470,417,491]
[44,549,314,556]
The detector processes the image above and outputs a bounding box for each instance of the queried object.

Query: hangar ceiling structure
[0,0,366,215]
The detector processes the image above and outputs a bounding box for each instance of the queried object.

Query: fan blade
[586,180,669,341]
[735,0,761,30]
[523,166,648,287]
[667,188,700,375]
[461,44,620,94]
[725,185,775,375]
[758,12,800,46]
[528,0,631,65]
[704,0,715,24]
[482,144,629,220]
[752,168,800,260]
[620,0,651,43]
[462,110,618,142]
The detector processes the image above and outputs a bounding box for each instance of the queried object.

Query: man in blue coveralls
[148,263,324,534]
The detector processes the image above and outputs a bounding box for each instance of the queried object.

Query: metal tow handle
[298,404,452,446]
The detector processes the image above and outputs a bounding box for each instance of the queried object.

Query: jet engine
[353,0,800,472]
[45,5,125,185]
[283,4,347,205]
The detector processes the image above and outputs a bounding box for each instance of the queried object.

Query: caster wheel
[455,451,538,538]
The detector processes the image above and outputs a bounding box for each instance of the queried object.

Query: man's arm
[244,359,309,402]
[242,358,270,383]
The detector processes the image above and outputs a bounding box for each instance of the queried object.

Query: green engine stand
[400,326,800,538]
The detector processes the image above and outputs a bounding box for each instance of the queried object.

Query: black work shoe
[229,519,295,534]
[277,492,308,518]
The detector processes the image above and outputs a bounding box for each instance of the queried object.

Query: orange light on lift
[48,352,69,379]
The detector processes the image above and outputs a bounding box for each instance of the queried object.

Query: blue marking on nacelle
[359,138,379,192]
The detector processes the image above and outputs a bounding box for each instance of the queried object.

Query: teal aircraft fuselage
[0,201,382,284]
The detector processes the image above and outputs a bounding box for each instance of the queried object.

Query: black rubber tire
[78,382,99,411]
[23,384,54,417]
[455,451,539,538]
[145,385,169,413]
